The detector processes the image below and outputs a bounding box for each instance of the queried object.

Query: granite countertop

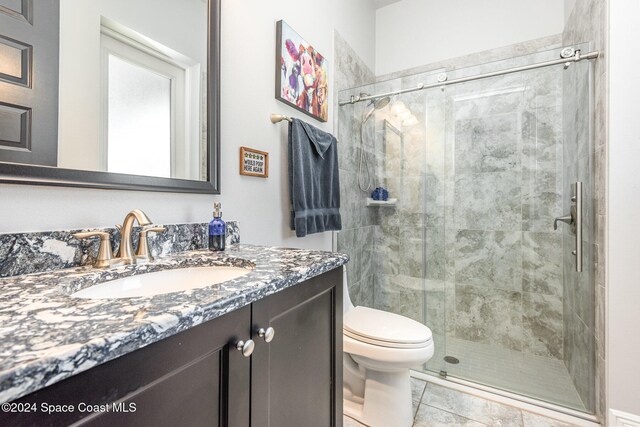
[0,244,348,403]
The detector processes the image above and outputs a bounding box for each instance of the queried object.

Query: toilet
[342,268,434,427]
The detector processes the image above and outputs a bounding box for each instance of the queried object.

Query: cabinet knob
[258,327,275,343]
[236,339,255,357]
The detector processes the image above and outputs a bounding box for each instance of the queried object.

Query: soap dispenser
[209,202,226,251]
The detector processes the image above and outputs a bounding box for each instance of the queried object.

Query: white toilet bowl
[342,268,434,427]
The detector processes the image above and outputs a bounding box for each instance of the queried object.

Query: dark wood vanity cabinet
[1,268,342,427]
[251,268,343,427]
[1,304,252,427]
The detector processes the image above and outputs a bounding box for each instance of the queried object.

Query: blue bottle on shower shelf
[372,187,389,201]
[209,202,226,251]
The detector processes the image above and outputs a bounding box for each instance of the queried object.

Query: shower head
[371,96,391,109]
[362,96,391,122]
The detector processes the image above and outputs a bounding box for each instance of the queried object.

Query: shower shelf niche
[366,198,397,207]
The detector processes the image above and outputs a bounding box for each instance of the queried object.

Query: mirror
[0,0,220,193]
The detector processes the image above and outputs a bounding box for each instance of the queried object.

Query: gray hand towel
[288,118,342,237]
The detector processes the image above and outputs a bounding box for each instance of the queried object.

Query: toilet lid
[343,306,432,348]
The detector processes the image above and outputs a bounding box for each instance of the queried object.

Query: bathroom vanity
[0,244,347,427]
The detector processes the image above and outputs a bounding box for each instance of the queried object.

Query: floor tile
[345,379,582,427]
[343,414,368,427]
[412,377,428,403]
[412,377,428,417]
[521,411,578,427]
[413,403,487,427]
[421,382,524,427]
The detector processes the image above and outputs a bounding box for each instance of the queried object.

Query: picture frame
[239,147,269,178]
[275,20,328,122]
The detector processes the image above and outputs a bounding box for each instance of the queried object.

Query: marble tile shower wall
[562,0,607,417]
[334,32,377,308]
[441,67,566,360]
[365,64,566,364]
[561,58,595,413]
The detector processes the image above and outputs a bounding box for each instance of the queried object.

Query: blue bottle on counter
[209,202,226,251]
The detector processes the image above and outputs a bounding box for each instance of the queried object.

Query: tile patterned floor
[427,337,586,411]
[343,377,579,427]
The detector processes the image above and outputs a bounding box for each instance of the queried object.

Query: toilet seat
[344,306,432,349]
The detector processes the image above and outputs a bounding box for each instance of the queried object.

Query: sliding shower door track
[411,370,600,426]
[339,49,598,106]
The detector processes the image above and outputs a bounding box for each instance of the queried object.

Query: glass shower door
[373,72,450,379]
[437,52,595,413]
[419,84,449,378]
[336,46,596,414]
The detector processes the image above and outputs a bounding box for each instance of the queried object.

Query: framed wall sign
[239,147,269,178]
[276,20,328,122]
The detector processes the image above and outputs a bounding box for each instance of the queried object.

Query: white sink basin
[72,266,252,299]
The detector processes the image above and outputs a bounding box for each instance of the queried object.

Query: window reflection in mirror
[57,0,208,181]
[106,53,172,178]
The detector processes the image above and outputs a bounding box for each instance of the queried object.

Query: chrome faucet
[117,209,152,265]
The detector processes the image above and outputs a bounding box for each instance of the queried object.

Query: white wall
[607,0,640,422]
[0,0,376,252]
[375,0,564,75]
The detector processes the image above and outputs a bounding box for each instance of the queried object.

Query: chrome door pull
[554,182,582,272]
[574,182,583,272]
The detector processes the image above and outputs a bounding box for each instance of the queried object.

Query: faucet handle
[72,231,115,268]
[135,225,166,262]
[73,231,110,240]
[141,225,166,235]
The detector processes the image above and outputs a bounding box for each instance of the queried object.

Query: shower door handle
[553,214,573,230]
[554,182,582,272]
[574,182,583,272]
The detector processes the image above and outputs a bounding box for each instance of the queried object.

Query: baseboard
[609,409,640,426]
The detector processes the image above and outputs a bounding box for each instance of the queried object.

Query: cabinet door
[250,268,343,427]
[1,305,251,427]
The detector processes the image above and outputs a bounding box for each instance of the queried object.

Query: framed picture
[239,147,269,178]
[276,20,328,122]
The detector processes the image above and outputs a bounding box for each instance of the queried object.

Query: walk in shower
[337,45,596,414]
